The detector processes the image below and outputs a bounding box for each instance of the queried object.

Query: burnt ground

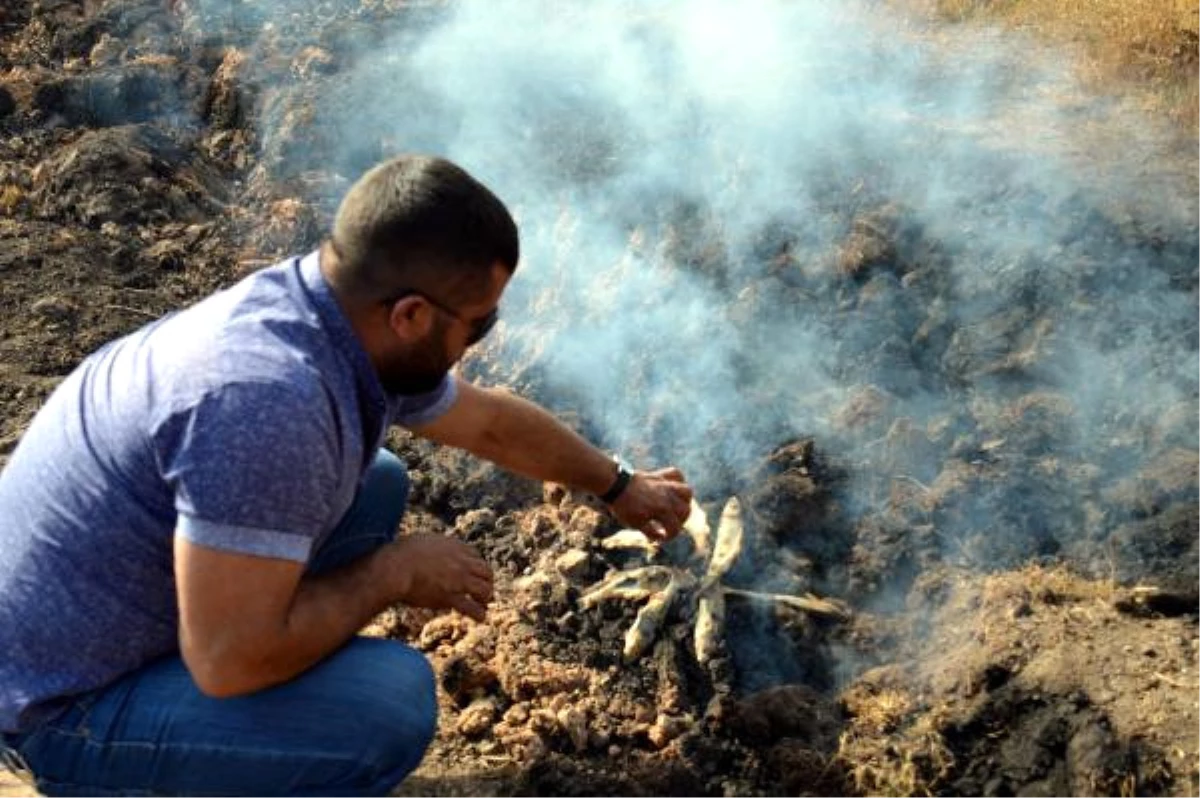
[0,2,1197,796]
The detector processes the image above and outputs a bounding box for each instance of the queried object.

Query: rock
[519,512,557,547]
[455,508,497,540]
[647,713,690,749]
[565,506,605,545]
[502,702,530,725]
[417,613,469,651]
[557,707,588,752]
[554,549,591,581]
[457,697,498,738]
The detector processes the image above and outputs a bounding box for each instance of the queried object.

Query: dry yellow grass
[0,186,24,216]
[903,0,1199,131]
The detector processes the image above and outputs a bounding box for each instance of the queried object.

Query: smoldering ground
[177,3,1200,707]
[15,0,1161,626]
[202,0,1199,577]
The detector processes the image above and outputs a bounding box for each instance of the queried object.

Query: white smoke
[199,0,1196,544]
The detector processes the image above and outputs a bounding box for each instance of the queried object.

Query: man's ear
[386,296,433,342]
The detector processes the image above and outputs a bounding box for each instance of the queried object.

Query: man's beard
[378,325,454,397]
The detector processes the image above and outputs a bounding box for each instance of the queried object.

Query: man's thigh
[16,638,436,797]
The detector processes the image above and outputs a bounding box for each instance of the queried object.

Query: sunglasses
[394,290,499,347]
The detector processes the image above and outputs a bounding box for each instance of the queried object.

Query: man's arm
[159,380,497,699]
[410,377,694,537]
[175,532,492,698]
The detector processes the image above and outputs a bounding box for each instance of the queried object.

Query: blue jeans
[4,450,435,796]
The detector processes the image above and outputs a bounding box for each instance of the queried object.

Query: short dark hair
[330,155,519,302]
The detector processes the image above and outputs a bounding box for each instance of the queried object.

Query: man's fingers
[671,491,691,520]
[643,516,687,541]
[465,574,494,603]
[641,519,667,541]
[466,557,493,582]
[655,467,687,483]
[449,593,487,622]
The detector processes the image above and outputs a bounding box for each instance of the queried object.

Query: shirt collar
[297,249,387,414]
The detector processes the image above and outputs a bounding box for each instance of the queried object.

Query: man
[0,155,694,795]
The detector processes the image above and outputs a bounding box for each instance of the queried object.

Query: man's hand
[383,533,495,621]
[609,466,694,541]
[176,531,494,698]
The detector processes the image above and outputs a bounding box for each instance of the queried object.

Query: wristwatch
[599,457,634,504]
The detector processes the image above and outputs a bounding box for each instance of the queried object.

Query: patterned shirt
[0,250,456,732]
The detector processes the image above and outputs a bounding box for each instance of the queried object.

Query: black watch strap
[599,461,633,504]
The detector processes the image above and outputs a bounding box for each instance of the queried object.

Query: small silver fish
[705,497,743,582]
[622,576,683,661]
[600,528,658,553]
[579,566,671,610]
[693,582,725,665]
[682,499,711,561]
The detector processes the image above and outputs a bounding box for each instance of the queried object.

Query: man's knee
[336,639,437,787]
[365,449,410,509]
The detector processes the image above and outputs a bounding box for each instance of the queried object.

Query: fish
[704,497,743,583]
[723,587,853,621]
[600,528,658,553]
[622,575,683,661]
[693,582,725,665]
[682,498,711,561]
[579,566,671,609]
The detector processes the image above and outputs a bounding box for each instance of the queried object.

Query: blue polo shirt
[0,250,456,733]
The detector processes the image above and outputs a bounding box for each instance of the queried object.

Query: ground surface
[0,1,1197,796]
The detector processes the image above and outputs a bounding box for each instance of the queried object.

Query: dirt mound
[30,124,224,227]
[840,567,1198,796]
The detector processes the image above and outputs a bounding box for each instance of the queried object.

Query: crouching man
[0,154,693,796]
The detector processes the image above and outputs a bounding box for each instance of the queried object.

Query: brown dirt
[1,2,1196,796]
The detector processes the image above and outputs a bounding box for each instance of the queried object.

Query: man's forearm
[470,389,619,497]
[275,549,405,678]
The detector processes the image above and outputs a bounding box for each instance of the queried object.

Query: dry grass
[902,0,1199,131]
[839,708,956,797]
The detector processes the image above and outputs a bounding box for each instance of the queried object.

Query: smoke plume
[200,0,1198,575]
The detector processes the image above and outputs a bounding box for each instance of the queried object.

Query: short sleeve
[152,380,339,562]
[389,373,458,428]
